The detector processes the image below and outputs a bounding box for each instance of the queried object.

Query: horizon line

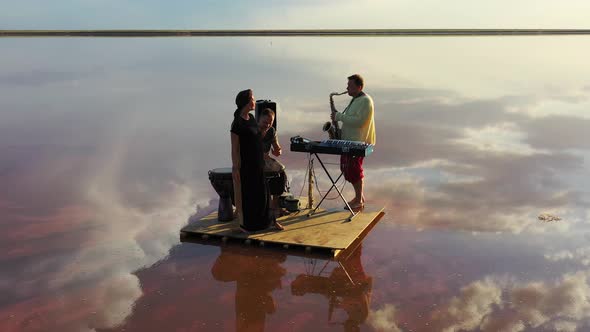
[2,29,590,37]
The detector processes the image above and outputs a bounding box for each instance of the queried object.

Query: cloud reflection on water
[421,270,590,332]
[0,124,213,331]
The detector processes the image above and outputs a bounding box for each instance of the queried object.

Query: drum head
[264,158,285,172]
[209,167,233,180]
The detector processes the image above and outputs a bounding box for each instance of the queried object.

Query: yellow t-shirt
[335,93,376,145]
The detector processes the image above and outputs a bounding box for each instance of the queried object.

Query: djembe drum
[208,168,235,222]
[265,171,286,196]
[264,158,287,196]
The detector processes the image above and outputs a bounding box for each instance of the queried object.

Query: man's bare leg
[350,178,364,207]
[360,178,365,204]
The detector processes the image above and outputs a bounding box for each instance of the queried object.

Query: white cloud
[431,271,590,332]
[365,168,575,234]
[546,247,590,266]
[432,277,503,332]
[550,320,578,332]
[367,304,403,332]
[453,123,539,155]
[46,121,210,329]
[237,36,590,99]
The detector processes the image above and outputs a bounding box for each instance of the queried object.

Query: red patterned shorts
[340,155,364,183]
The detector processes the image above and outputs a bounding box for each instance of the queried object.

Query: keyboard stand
[307,152,358,222]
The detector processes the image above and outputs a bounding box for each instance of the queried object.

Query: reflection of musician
[291,245,372,331]
[330,74,376,211]
[211,246,287,332]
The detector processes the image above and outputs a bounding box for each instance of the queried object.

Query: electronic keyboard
[290,136,373,157]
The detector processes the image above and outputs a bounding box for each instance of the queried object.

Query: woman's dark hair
[235,89,252,112]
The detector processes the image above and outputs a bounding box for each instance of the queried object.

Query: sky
[1,0,590,29]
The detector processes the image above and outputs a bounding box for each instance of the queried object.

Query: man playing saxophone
[330,74,376,210]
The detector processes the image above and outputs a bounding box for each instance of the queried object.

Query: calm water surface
[1,37,589,331]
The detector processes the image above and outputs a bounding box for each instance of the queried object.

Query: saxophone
[323,91,347,139]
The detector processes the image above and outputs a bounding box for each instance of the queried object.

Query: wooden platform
[180,201,384,258]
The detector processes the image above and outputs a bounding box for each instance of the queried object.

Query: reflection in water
[208,244,372,332]
[211,246,286,332]
[291,246,372,332]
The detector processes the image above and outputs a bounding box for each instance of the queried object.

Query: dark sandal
[238,225,251,235]
[345,202,364,211]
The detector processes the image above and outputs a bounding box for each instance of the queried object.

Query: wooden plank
[333,211,385,260]
[181,198,384,255]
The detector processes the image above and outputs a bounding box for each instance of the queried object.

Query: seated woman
[258,108,289,218]
[231,90,283,232]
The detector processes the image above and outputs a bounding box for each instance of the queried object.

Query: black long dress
[231,112,274,231]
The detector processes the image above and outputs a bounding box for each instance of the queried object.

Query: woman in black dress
[231,89,282,232]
